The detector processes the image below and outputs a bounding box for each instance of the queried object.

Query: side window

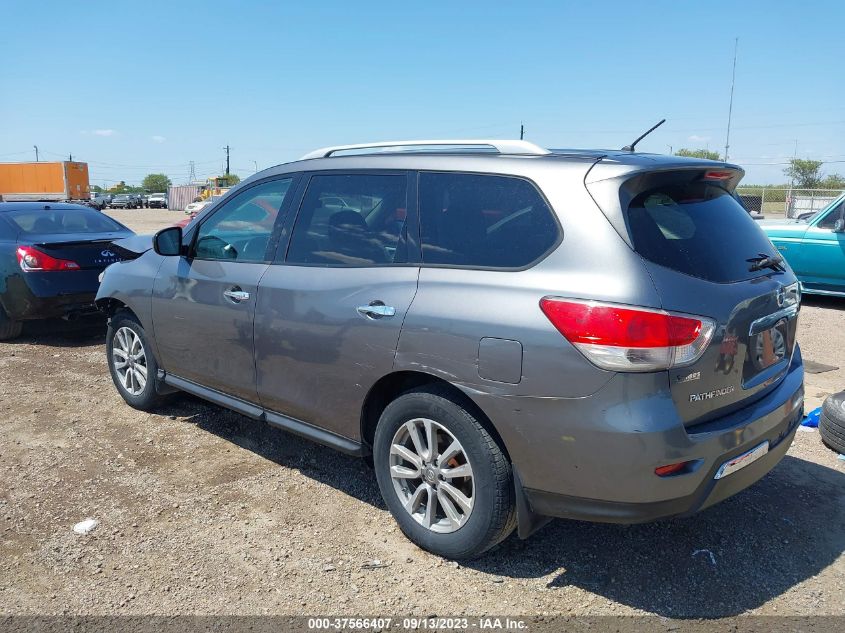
[418,172,559,268]
[286,174,408,266]
[194,178,292,262]
[817,201,844,230]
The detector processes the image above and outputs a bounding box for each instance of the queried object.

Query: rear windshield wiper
[747,253,785,272]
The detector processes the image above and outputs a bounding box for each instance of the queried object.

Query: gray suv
[96,140,804,559]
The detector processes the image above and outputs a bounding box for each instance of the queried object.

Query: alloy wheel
[112,326,148,396]
[389,418,475,534]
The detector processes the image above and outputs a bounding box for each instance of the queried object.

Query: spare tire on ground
[819,391,845,455]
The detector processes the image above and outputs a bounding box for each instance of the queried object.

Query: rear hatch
[587,165,800,428]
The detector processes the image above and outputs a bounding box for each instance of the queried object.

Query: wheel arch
[95,296,131,318]
[360,370,511,463]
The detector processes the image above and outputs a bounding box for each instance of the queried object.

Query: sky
[2,0,844,188]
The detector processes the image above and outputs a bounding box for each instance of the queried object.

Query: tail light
[539,298,715,372]
[16,246,81,272]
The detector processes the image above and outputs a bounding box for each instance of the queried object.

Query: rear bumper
[2,271,102,320]
[523,401,802,524]
[466,346,804,527]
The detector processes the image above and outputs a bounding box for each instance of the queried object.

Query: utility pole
[724,37,738,162]
[69,154,72,161]
[33,145,39,161]
[253,160,258,173]
[519,123,524,140]
[223,145,230,175]
[188,161,196,184]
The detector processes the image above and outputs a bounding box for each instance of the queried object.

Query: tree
[142,173,172,193]
[219,174,240,186]
[821,173,845,190]
[784,159,823,189]
[675,148,722,161]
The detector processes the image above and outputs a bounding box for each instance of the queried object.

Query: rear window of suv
[627,182,778,283]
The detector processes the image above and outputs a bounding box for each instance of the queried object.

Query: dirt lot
[0,208,843,619]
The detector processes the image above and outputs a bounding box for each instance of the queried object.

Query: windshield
[6,208,127,235]
[627,183,780,283]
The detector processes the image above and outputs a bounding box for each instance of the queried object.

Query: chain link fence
[735,187,844,219]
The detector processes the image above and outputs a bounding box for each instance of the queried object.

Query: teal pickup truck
[760,193,845,297]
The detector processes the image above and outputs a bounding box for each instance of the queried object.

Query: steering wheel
[240,236,270,261]
[196,235,238,260]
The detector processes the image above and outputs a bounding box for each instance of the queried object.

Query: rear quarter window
[418,172,559,268]
[627,183,778,283]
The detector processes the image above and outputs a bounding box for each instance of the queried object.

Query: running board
[162,373,366,456]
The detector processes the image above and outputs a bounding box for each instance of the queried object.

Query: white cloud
[151,135,166,143]
[93,129,116,137]
[688,134,710,143]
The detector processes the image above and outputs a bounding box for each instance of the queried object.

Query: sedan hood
[111,233,154,259]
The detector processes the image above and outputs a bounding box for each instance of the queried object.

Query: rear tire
[107,311,165,411]
[373,386,515,559]
[0,307,23,341]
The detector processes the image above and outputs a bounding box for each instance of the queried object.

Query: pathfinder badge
[690,386,735,402]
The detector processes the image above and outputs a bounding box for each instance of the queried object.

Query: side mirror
[834,218,845,233]
[153,226,184,256]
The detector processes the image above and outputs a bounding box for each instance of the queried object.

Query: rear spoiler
[584,161,745,249]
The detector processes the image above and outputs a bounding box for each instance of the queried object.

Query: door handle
[223,288,250,303]
[356,302,396,319]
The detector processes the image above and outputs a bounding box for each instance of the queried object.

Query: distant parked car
[89,193,110,210]
[173,213,196,229]
[148,193,168,209]
[109,194,136,209]
[0,202,133,340]
[184,195,223,215]
[137,193,149,208]
[761,192,845,296]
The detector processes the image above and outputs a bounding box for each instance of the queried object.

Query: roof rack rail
[299,139,550,160]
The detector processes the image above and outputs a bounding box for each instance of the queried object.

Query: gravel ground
[0,208,843,618]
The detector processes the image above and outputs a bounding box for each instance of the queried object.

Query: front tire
[373,387,515,559]
[107,311,164,411]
